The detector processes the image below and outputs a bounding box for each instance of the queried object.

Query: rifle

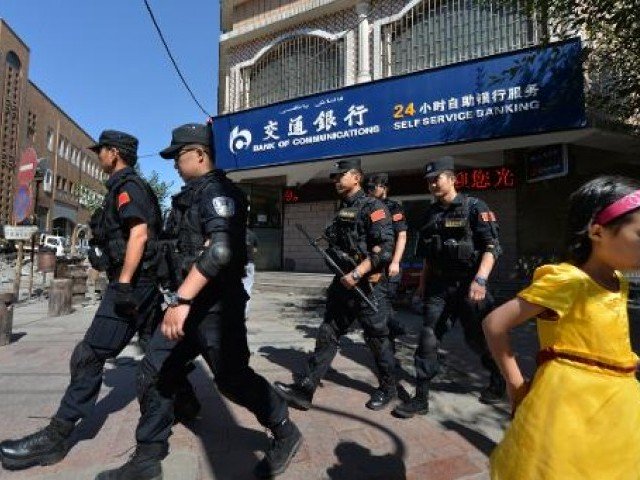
[295,224,378,313]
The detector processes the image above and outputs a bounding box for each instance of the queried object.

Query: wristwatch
[166,292,194,308]
[351,269,362,282]
[474,276,488,287]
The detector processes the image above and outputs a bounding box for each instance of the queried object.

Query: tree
[517,0,640,132]
[143,170,174,212]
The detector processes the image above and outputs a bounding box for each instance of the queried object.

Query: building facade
[216,0,640,287]
[0,19,105,237]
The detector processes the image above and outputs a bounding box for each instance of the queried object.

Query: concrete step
[253,271,332,296]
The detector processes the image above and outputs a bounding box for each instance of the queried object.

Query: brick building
[214,0,640,283]
[0,19,105,237]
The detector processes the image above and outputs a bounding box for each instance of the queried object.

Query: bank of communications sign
[213,39,586,171]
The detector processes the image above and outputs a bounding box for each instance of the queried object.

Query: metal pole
[12,241,23,300]
[46,119,60,231]
[27,178,41,297]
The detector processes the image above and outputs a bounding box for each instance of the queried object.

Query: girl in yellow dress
[484,176,640,480]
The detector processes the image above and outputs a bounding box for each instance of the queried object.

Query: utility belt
[90,237,159,279]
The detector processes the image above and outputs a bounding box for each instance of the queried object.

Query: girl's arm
[483,297,546,407]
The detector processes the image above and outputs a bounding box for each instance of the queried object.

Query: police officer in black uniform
[366,173,410,399]
[95,124,302,480]
[392,156,505,419]
[274,159,399,411]
[0,130,169,470]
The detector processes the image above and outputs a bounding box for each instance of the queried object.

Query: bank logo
[229,126,252,154]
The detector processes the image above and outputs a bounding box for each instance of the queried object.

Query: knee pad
[69,341,102,380]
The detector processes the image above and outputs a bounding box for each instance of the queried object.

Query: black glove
[113,282,137,318]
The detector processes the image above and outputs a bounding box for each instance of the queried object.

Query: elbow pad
[195,233,231,278]
[486,242,502,260]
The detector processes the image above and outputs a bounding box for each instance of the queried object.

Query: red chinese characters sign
[455,166,516,191]
[283,188,300,204]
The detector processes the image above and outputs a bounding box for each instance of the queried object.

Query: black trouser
[55,280,162,423]
[414,276,498,389]
[135,282,288,450]
[386,273,402,335]
[306,277,396,391]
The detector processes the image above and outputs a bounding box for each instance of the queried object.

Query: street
[0,272,544,480]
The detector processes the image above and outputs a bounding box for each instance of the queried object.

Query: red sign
[283,188,300,204]
[455,166,516,191]
[16,147,37,186]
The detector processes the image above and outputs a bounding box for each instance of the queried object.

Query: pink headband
[593,190,640,226]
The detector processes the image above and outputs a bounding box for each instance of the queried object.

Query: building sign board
[3,225,38,241]
[213,39,586,171]
[525,144,569,182]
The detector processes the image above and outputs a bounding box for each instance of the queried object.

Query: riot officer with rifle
[274,158,399,411]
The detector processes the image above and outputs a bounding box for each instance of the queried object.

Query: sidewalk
[0,288,538,480]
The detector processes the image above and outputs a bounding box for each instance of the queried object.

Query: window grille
[380,0,541,77]
[240,35,345,109]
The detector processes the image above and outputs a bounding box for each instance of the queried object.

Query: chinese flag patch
[118,191,131,209]
[370,209,386,222]
[392,213,404,222]
[480,211,497,222]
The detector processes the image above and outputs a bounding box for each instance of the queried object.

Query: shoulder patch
[212,196,235,218]
[117,191,131,209]
[370,209,386,223]
[479,211,497,222]
[392,213,404,222]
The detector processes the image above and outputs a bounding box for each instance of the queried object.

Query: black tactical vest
[418,195,478,273]
[159,171,247,290]
[89,170,161,277]
[325,194,370,270]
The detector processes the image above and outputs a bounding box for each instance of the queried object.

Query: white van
[40,235,67,258]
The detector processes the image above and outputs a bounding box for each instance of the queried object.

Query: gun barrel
[295,224,378,313]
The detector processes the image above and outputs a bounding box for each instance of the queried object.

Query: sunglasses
[174,147,200,160]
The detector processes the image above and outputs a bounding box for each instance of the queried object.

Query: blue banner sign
[213,39,586,171]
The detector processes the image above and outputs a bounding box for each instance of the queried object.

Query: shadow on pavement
[258,342,375,396]
[440,419,497,457]
[326,441,406,480]
[10,331,27,343]
[73,356,139,444]
[181,363,264,479]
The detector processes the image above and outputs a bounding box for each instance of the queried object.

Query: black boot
[0,418,74,470]
[392,387,429,419]
[95,443,166,480]
[173,382,201,424]
[273,378,315,411]
[479,371,506,405]
[254,419,303,478]
[365,386,397,411]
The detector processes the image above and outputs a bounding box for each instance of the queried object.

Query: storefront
[212,39,640,283]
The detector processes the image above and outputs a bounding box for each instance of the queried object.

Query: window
[58,137,66,157]
[47,129,55,152]
[380,0,542,77]
[240,35,345,109]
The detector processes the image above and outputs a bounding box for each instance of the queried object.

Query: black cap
[366,172,389,189]
[329,158,362,178]
[424,156,455,178]
[88,130,138,159]
[160,123,213,159]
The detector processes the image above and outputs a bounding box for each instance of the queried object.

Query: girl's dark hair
[566,175,640,265]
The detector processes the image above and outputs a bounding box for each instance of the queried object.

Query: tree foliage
[521,0,640,131]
